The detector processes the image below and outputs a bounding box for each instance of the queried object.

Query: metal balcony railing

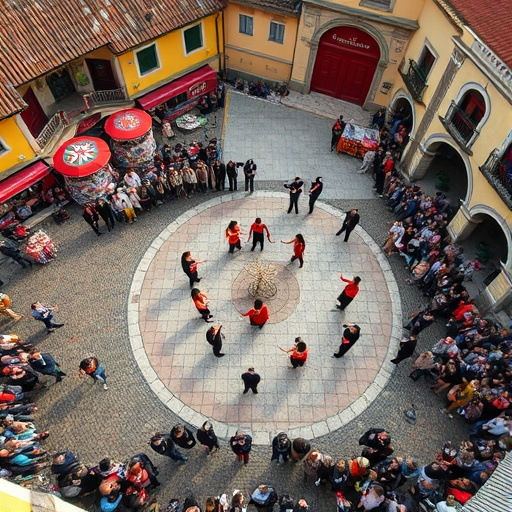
[479,149,512,210]
[36,112,66,150]
[442,100,480,152]
[83,88,128,109]
[399,59,427,102]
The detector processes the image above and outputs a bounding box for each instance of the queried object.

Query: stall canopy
[138,65,218,110]
[104,108,152,140]
[52,136,111,178]
[0,160,50,203]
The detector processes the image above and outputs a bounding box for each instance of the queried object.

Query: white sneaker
[103,384,109,390]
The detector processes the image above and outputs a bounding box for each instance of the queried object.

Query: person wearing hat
[279,338,308,368]
[241,367,261,394]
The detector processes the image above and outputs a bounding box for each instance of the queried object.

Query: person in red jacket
[226,220,243,253]
[247,217,273,251]
[191,288,213,322]
[281,234,305,268]
[279,337,308,368]
[241,299,269,329]
[336,274,361,311]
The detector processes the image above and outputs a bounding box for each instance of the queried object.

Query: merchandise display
[105,109,157,174]
[175,113,208,132]
[24,230,57,264]
[337,123,380,159]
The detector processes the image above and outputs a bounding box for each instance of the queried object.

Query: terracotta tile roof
[443,0,512,70]
[232,0,300,15]
[0,0,226,119]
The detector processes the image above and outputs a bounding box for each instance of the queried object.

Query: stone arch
[421,133,473,204]
[469,204,512,268]
[304,18,389,107]
[389,89,416,138]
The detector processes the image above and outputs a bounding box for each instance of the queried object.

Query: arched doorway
[419,141,469,216]
[310,27,380,106]
[389,96,414,135]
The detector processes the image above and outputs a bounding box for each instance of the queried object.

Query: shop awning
[52,136,111,178]
[138,65,218,110]
[0,161,50,204]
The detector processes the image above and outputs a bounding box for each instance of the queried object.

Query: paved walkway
[131,193,400,443]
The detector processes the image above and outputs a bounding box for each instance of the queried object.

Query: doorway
[86,59,118,91]
[21,87,48,138]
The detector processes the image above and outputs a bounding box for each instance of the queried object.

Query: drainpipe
[214,12,223,77]
[289,2,303,85]
[220,10,226,78]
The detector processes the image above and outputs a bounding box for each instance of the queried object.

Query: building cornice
[302,0,419,30]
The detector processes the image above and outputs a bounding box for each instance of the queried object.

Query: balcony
[479,149,512,210]
[399,59,427,103]
[439,101,480,154]
[36,88,131,152]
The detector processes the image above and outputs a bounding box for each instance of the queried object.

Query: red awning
[104,109,152,140]
[0,161,50,204]
[52,136,111,178]
[138,65,218,110]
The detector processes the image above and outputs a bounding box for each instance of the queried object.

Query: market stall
[104,108,157,174]
[52,136,117,205]
[336,123,380,159]
[175,113,208,132]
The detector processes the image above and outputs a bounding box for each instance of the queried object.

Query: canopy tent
[0,161,50,203]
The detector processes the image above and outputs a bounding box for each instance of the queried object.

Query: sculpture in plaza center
[244,258,277,298]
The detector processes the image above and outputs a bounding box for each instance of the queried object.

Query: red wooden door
[21,87,48,138]
[311,27,380,106]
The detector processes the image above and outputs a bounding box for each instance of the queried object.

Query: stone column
[408,144,436,181]
[446,202,482,242]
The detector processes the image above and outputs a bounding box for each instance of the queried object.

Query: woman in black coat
[196,421,220,454]
[170,424,196,449]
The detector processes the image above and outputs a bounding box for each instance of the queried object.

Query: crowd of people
[0,104,510,512]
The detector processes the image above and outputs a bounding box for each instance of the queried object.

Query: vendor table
[336,123,380,159]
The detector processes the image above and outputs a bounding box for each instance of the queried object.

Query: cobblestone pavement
[1,92,470,510]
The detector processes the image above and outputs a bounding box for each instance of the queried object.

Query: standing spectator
[124,169,141,189]
[30,302,64,333]
[241,300,269,329]
[150,432,188,464]
[271,432,292,464]
[78,356,109,390]
[308,177,323,214]
[335,209,360,242]
[247,218,272,252]
[206,324,224,357]
[28,349,66,382]
[336,274,361,311]
[390,335,417,365]
[213,160,226,191]
[191,288,213,323]
[359,150,376,175]
[226,160,239,191]
[244,159,257,193]
[331,115,345,151]
[0,242,32,268]
[358,428,394,466]
[333,323,361,358]
[0,293,22,322]
[95,198,115,232]
[279,337,309,368]
[285,177,304,214]
[230,431,252,465]
[170,424,197,450]
[181,251,205,288]
[113,189,137,224]
[82,203,103,236]
[281,234,306,269]
[226,220,243,254]
[196,421,220,455]
[372,108,386,130]
[241,367,261,394]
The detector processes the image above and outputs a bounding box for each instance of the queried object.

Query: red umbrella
[104,108,152,140]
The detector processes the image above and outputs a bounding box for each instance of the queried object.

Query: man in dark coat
[95,198,115,231]
[150,432,187,463]
[241,367,260,394]
[206,324,225,357]
[333,324,361,358]
[82,203,102,236]
[0,243,32,268]
[336,209,360,242]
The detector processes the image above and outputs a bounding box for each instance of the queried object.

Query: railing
[83,88,128,109]
[479,149,512,209]
[441,100,480,152]
[399,59,427,102]
[36,112,66,150]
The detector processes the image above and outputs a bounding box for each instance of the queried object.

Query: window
[269,21,285,44]
[184,23,203,54]
[239,14,253,36]
[135,44,159,76]
[0,138,10,156]
[417,45,436,80]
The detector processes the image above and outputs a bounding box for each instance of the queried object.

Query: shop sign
[332,33,371,50]
[189,81,208,98]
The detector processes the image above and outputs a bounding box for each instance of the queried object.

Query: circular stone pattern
[130,193,402,444]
